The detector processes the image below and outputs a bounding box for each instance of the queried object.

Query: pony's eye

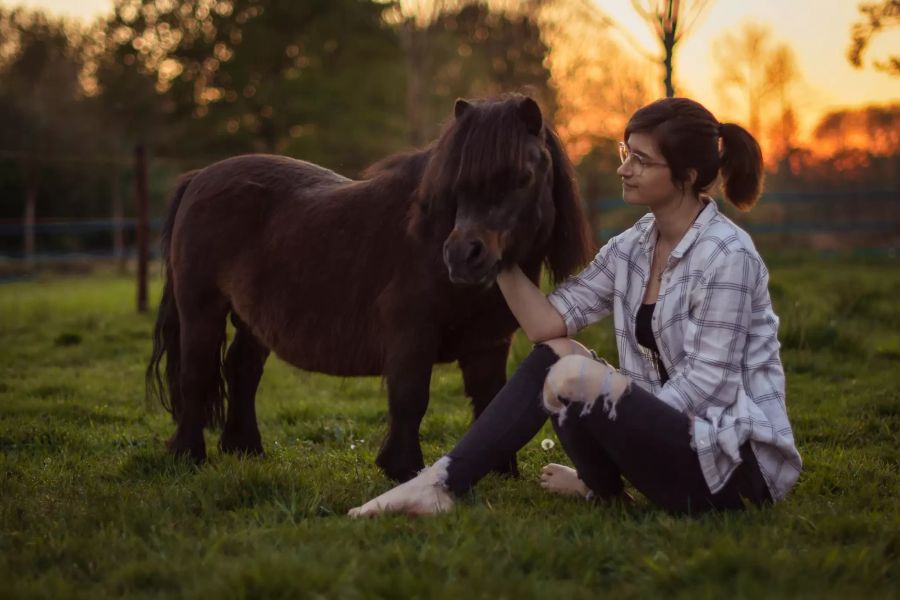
[515,172,533,189]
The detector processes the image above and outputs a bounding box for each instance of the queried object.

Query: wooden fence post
[135,144,149,313]
[112,167,126,273]
[24,183,36,271]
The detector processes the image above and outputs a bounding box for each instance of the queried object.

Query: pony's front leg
[376,358,434,482]
[458,340,519,477]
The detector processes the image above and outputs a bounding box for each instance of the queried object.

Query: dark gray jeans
[445,344,771,514]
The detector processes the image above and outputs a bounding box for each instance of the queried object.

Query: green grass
[1,258,898,598]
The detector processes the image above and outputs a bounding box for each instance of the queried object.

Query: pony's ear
[454,99,472,119]
[518,97,543,136]
[543,127,595,284]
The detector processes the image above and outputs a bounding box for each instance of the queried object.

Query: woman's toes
[539,463,589,498]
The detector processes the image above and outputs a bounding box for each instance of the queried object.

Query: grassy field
[1,256,898,598]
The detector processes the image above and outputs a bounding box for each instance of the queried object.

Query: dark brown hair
[624,97,764,211]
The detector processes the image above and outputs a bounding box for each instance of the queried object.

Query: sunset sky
[9,0,900,139]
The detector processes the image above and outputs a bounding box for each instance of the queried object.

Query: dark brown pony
[146,94,594,481]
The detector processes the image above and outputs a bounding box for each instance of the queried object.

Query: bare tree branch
[848,0,900,76]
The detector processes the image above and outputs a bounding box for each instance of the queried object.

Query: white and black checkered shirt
[547,200,801,501]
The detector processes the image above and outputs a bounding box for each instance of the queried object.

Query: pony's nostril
[466,240,485,264]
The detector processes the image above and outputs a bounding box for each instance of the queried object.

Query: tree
[764,44,800,160]
[848,0,900,76]
[813,103,900,156]
[543,0,710,98]
[421,3,553,140]
[383,0,468,145]
[534,0,654,159]
[99,0,408,173]
[0,8,122,260]
[629,0,712,97]
[385,1,553,144]
[713,22,801,154]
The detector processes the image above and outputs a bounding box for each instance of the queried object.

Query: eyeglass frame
[618,142,668,175]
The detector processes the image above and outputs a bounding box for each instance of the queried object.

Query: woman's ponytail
[719,122,764,211]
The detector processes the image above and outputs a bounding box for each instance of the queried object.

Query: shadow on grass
[118,448,198,482]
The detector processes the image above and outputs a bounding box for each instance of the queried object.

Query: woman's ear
[677,168,698,193]
[687,168,698,187]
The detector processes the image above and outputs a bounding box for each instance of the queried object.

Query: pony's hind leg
[220,313,269,456]
[166,296,229,464]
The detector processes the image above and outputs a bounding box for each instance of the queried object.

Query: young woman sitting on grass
[349,97,802,517]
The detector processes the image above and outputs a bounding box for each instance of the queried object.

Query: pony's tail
[145,172,197,420]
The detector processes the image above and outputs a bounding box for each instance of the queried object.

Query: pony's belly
[268,332,386,378]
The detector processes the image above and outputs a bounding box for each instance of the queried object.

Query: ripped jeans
[444,344,771,514]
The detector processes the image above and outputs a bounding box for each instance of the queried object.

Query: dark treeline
[0,0,551,234]
[0,0,897,258]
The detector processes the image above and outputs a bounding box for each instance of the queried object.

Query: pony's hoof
[165,432,206,464]
[218,434,265,457]
[376,449,425,482]
[380,461,424,483]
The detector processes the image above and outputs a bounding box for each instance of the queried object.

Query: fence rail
[1,192,898,264]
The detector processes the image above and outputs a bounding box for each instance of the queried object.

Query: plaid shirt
[547,200,801,501]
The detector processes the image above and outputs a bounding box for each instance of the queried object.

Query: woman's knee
[540,337,593,359]
[542,355,630,420]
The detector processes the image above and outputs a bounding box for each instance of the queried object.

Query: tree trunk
[404,20,430,146]
[663,29,676,98]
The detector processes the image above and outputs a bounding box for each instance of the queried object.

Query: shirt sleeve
[546,237,618,336]
[656,249,760,416]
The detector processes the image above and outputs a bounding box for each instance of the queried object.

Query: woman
[349,97,802,517]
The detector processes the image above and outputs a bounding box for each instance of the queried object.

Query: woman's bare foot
[348,457,454,517]
[540,463,590,499]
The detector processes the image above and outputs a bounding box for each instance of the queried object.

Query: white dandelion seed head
[540,438,555,450]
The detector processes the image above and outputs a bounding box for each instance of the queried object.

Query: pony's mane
[420,95,536,200]
[362,148,431,183]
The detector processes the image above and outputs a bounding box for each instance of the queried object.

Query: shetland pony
[147,94,594,481]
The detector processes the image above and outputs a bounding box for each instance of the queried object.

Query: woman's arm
[499,237,620,342]
[496,266,567,343]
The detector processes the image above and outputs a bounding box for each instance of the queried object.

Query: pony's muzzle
[443,230,500,285]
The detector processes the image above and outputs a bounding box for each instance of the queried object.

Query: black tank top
[636,303,670,384]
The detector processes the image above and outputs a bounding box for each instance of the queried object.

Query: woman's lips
[623,181,637,190]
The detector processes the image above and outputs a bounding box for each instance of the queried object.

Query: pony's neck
[362,147,433,192]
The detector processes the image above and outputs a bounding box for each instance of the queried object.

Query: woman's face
[617,132,678,209]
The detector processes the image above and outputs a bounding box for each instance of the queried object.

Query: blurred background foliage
[0,0,897,259]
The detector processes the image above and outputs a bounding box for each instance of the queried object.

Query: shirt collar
[638,197,718,259]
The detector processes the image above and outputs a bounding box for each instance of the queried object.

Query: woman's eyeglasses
[618,142,668,175]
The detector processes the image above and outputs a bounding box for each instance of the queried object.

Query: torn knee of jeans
[597,377,630,421]
[542,357,629,422]
[542,384,565,414]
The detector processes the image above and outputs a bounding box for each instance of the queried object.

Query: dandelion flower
[541,438,555,450]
